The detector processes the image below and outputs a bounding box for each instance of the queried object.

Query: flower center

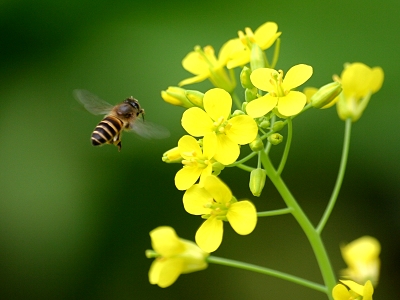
[203,197,231,221]
[181,150,209,169]
[194,45,218,68]
[212,116,232,135]
[268,70,288,97]
[238,27,256,48]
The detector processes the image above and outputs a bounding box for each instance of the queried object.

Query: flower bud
[162,147,182,163]
[268,133,283,145]
[249,168,267,197]
[250,43,265,71]
[272,121,284,132]
[231,109,245,117]
[212,162,225,176]
[311,81,342,109]
[242,101,248,112]
[240,66,254,89]
[249,136,264,152]
[245,87,258,102]
[161,86,195,108]
[259,120,270,129]
[185,90,204,108]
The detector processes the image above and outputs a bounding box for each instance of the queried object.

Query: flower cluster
[147,19,385,298]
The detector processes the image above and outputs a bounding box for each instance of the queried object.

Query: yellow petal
[332,283,351,300]
[203,132,217,159]
[218,39,239,65]
[203,88,232,121]
[183,184,212,215]
[182,107,213,137]
[362,280,374,300]
[149,258,183,288]
[283,64,313,90]
[182,51,209,75]
[195,217,223,253]
[227,115,258,145]
[227,201,257,235]
[226,48,250,69]
[203,175,232,204]
[199,164,213,185]
[250,68,278,92]
[175,166,202,190]
[341,62,372,98]
[246,94,278,118]
[178,135,202,158]
[214,134,240,165]
[150,226,184,257]
[254,22,281,49]
[370,67,384,94]
[341,236,381,266]
[340,279,367,295]
[179,73,210,86]
[276,91,306,116]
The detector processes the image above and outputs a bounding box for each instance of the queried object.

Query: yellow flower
[340,236,381,286]
[246,64,313,118]
[175,135,215,190]
[179,42,237,92]
[147,226,208,288]
[227,21,281,69]
[332,280,374,300]
[183,175,257,253]
[337,62,384,122]
[181,88,258,165]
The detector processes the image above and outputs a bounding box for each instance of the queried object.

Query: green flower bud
[259,120,270,129]
[311,81,342,109]
[162,147,182,163]
[231,109,245,117]
[249,168,267,197]
[242,101,248,112]
[250,43,265,71]
[272,121,285,132]
[268,133,283,145]
[249,136,264,152]
[161,86,194,108]
[245,87,258,102]
[186,90,204,108]
[240,66,254,89]
[212,162,225,176]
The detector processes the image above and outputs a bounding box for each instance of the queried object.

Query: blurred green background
[0,0,399,299]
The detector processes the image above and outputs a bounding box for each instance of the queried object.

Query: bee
[74,89,170,151]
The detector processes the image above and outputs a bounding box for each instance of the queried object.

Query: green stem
[277,117,292,175]
[270,38,281,69]
[260,151,336,299]
[227,151,257,167]
[235,164,255,172]
[231,92,242,110]
[316,118,352,234]
[257,207,293,217]
[207,256,327,294]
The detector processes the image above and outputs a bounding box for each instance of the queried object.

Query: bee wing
[129,119,170,139]
[73,89,114,115]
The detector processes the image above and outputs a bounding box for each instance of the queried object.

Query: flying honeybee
[74,89,170,151]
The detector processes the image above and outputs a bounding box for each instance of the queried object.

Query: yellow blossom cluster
[147,19,385,293]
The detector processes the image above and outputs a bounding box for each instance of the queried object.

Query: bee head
[123,97,144,118]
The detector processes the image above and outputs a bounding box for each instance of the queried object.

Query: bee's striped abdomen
[91,116,123,147]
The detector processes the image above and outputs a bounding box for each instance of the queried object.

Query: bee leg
[116,140,122,152]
